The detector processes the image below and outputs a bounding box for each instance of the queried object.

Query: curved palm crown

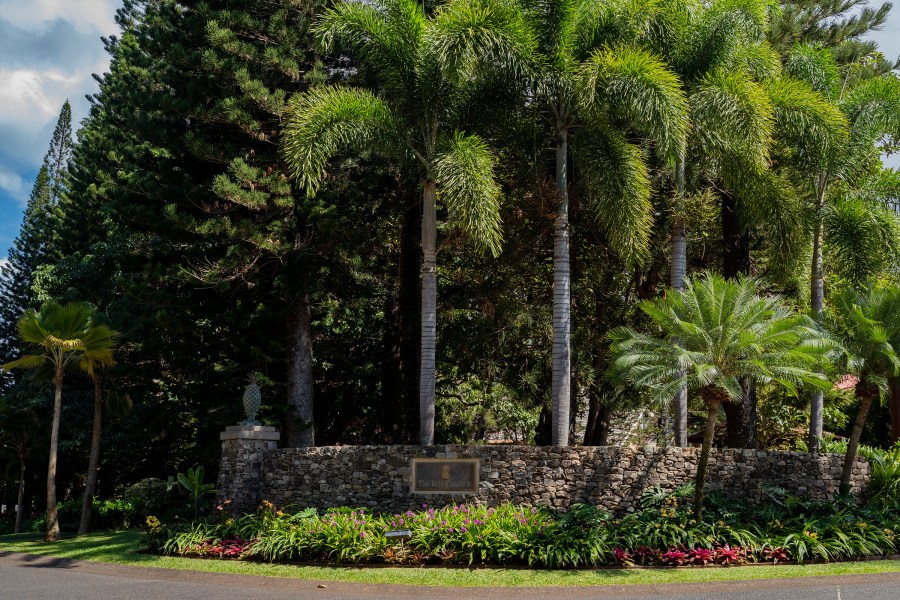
[609,273,831,515]
[282,0,535,444]
[508,0,689,446]
[827,284,900,492]
[780,43,900,449]
[2,300,118,541]
[653,0,847,447]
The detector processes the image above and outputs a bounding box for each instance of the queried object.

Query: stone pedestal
[217,425,280,515]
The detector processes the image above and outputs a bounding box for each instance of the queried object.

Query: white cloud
[0,165,29,205]
[0,68,84,123]
[0,0,118,34]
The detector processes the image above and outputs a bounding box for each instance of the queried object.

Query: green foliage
[151,496,900,567]
[177,467,217,519]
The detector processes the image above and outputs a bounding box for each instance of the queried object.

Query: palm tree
[512,0,688,445]
[0,401,39,534]
[281,0,535,444]
[655,0,847,447]
[781,44,900,452]
[827,284,900,493]
[1,301,118,541]
[78,364,129,535]
[608,273,831,517]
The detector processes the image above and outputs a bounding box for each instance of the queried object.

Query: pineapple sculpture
[241,374,262,425]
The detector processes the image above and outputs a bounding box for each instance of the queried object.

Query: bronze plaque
[411,458,480,494]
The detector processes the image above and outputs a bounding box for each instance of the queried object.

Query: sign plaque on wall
[411,458,480,494]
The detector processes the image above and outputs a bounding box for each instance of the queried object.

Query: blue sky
[0,1,899,265]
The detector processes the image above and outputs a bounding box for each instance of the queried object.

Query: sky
[0,2,899,264]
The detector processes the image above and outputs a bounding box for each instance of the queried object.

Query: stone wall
[222,444,871,515]
[217,426,280,513]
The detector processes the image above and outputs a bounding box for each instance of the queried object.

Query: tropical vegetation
[1,0,900,548]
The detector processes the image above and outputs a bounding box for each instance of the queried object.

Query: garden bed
[148,485,900,569]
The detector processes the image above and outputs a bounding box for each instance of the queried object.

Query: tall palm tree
[827,284,900,493]
[655,0,846,447]
[78,353,128,535]
[609,273,831,517]
[781,44,900,451]
[281,0,534,444]
[2,301,118,541]
[511,0,688,446]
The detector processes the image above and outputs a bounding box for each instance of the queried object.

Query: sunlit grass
[2,530,900,587]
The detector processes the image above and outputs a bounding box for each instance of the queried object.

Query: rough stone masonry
[217,429,869,515]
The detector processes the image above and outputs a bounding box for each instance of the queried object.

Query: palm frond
[690,68,773,171]
[783,43,840,98]
[433,131,503,256]
[282,86,400,195]
[428,0,538,85]
[578,44,688,158]
[575,124,653,263]
[314,0,424,93]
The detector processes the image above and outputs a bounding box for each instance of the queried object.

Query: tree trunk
[419,179,438,445]
[721,191,756,448]
[46,366,63,541]
[15,457,25,534]
[78,376,103,535]
[551,116,571,447]
[286,292,314,447]
[723,379,757,449]
[400,191,422,444]
[809,174,827,452]
[890,377,900,444]
[694,387,723,520]
[840,382,876,494]
[671,156,688,447]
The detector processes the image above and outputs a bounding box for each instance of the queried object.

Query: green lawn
[2,530,900,587]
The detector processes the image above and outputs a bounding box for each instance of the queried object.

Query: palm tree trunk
[671,156,688,447]
[419,179,438,445]
[809,173,827,452]
[890,377,900,444]
[400,190,422,444]
[552,115,571,447]
[46,365,63,541]
[840,381,876,494]
[693,387,722,520]
[15,457,25,534]
[79,376,103,535]
[286,291,314,447]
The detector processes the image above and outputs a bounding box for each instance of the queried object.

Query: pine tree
[0,168,54,389]
[43,100,74,205]
[770,0,897,73]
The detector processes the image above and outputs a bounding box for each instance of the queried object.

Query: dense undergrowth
[149,482,900,568]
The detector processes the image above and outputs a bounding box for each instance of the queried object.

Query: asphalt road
[2,551,900,600]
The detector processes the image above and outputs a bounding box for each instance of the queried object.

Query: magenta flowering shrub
[189,538,251,558]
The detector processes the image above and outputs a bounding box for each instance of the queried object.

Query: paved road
[2,551,900,600]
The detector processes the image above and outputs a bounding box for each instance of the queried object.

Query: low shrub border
[148,485,900,569]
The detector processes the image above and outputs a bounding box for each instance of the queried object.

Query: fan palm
[1,301,118,541]
[781,44,900,451]
[608,273,832,517]
[508,0,688,445]
[281,0,536,444]
[827,284,900,493]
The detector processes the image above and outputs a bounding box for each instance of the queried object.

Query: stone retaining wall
[218,434,870,515]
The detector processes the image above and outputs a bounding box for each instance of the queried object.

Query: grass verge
[2,530,900,587]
